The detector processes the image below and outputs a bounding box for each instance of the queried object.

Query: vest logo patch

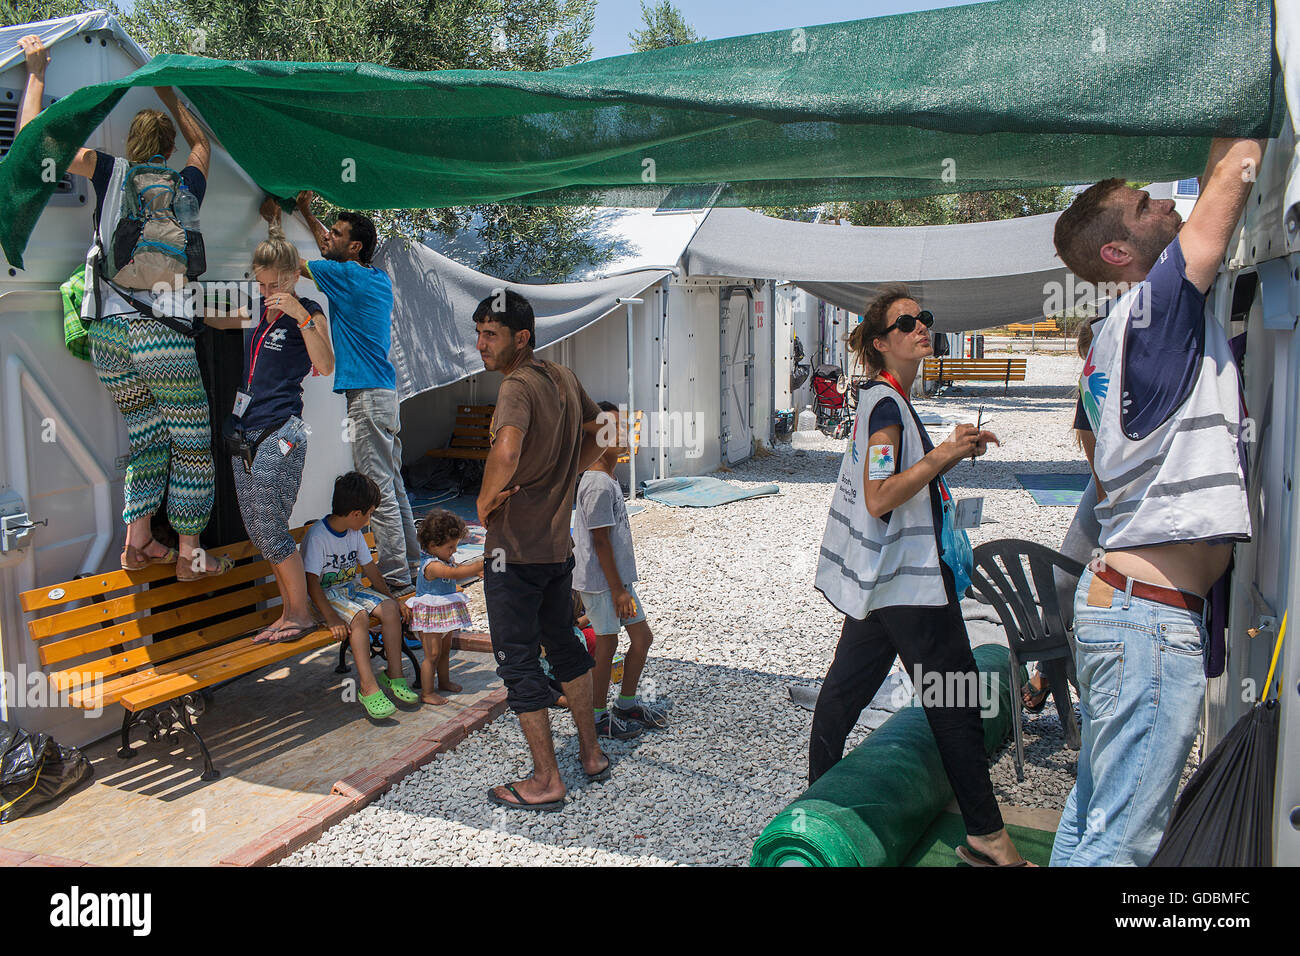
[1080,347,1108,431]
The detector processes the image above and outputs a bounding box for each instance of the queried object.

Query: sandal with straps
[121,542,179,572]
[176,553,235,581]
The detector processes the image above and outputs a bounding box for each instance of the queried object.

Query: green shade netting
[750,644,1016,867]
[0,0,1283,267]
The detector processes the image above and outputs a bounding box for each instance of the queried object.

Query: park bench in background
[425,404,493,461]
[923,357,1028,395]
[1005,319,1060,336]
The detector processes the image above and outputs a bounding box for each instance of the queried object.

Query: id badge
[954,497,983,530]
[232,390,252,417]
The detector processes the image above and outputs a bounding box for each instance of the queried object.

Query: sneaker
[613,698,670,729]
[595,711,643,740]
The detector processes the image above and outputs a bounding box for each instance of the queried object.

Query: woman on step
[17,34,227,578]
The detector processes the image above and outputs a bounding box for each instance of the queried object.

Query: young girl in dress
[409,510,485,704]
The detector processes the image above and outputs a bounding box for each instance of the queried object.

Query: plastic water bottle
[797,405,816,431]
[174,185,200,231]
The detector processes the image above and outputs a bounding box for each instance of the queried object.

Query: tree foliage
[628,0,702,52]
[756,187,1075,228]
[1,0,98,27]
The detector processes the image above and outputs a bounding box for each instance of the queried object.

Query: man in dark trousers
[475,289,609,810]
[1050,136,1264,865]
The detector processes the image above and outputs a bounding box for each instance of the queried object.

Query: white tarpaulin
[0,11,149,73]
[683,207,1069,331]
[377,239,668,401]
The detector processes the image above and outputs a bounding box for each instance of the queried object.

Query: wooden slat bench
[20,526,409,782]
[923,358,1028,395]
[425,404,493,461]
[1006,319,1059,336]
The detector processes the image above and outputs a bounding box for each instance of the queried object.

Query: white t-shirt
[301,518,369,589]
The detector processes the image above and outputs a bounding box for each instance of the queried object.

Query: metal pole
[618,296,643,501]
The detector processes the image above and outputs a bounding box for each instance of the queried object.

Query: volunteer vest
[814,384,947,619]
[1081,289,1250,549]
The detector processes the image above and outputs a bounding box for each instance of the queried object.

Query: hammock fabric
[0,0,1283,268]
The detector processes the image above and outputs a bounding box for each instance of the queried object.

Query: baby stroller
[811,364,853,439]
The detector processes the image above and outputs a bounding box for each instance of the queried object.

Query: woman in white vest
[811,285,1028,867]
[18,35,228,579]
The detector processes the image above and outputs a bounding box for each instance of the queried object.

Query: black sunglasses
[882,310,934,335]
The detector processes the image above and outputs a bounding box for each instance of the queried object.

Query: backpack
[105,157,206,290]
[85,155,207,338]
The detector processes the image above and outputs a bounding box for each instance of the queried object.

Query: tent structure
[684,207,1069,332]
[0,0,1283,268]
[393,206,778,488]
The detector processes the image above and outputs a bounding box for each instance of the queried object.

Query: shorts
[408,592,473,633]
[579,583,646,636]
[323,580,393,625]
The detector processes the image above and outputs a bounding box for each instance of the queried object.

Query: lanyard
[877,370,909,404]
[246,313,277,389]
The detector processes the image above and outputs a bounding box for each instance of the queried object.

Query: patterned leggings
[89,313,215,536]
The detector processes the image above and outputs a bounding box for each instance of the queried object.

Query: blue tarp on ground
[1016,473,1092,507]
[639,476,781,508]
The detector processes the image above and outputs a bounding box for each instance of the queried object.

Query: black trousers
[484,557,595,714]
[808,563,1003,836]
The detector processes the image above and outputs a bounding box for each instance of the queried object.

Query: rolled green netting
[751,643,1016,867]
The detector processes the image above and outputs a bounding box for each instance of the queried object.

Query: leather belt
[1095,567,1204,615]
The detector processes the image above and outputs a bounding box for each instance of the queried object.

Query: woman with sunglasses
[810,285,1029,867]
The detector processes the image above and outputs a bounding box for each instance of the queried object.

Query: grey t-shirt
[572,470,638,592]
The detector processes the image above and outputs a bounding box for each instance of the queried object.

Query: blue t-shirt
[305,259,396,393]
[1074,238,1205,439]
[238,296,324,430]
[864,381,943,549]
[417,555,459,598]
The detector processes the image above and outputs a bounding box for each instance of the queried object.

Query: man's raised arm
[1180,138,1267,293]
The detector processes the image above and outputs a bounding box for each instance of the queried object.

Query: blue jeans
[1051,568,1206,866]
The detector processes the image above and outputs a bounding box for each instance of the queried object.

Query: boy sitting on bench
[302,472,413,719]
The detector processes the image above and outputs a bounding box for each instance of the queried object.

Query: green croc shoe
[359,688,397,719]
[377,672,419,705]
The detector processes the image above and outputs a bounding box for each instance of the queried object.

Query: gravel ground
[282,352,1192,866]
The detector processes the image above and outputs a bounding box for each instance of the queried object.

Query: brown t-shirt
[486,358,600,565]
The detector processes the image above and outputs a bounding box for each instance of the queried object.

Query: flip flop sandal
[177,554,235,581]
[486,783,565,812]
[359,688,397,720]
[956,845,1028,867]
[1022,682,1050,713]
[120,543,179,571]
[258,621,317,645]
[377,672,420,704]
[585,759,612,783]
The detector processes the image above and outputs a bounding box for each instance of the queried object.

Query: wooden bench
[19,526,411,782]
[1006,319,1059,336]
[425,404,493,461]
[923,358,1028,395]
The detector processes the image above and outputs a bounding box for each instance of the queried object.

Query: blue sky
[590,0,983,60]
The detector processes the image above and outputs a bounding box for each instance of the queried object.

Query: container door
[720,288,754,464]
